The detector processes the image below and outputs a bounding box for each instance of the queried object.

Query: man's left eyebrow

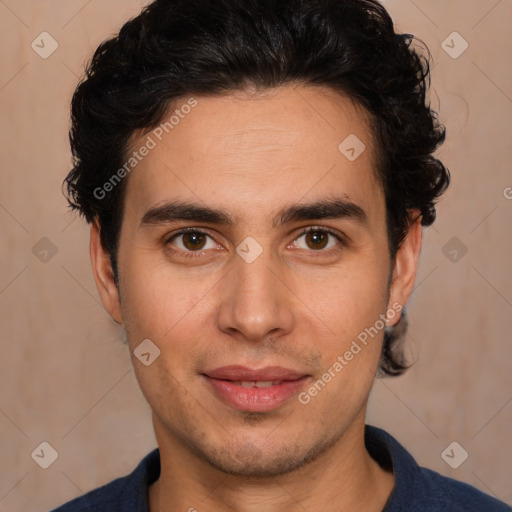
[273,197,368,228]
[139,196,368,228]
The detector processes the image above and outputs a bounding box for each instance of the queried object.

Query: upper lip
[204,365,307,381]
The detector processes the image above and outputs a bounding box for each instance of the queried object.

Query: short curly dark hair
[64,0,450,376]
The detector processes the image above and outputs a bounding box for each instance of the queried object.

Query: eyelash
[164,226,345,259]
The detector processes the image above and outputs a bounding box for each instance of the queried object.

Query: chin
[188,431,341,479]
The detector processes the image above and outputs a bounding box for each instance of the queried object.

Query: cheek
[295,255,390,337]
[119,263,210,404]
[296,273,388,410]
[119,249,208,329]
[291,263,391,405]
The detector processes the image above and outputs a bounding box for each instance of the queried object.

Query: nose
[216,248,295,342]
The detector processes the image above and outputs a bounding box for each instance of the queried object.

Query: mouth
[202,366,311,412]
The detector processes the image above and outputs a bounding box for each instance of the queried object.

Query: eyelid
[165,226,216,243]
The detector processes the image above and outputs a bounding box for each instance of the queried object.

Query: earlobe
[387,211,423,326]
[89,220,124,325]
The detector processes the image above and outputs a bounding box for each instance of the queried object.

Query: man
[52,0,510,510]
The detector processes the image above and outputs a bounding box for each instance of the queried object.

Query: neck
[148,414,394,512]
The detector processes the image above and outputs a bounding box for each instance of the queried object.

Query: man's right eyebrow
[140,202,235,227]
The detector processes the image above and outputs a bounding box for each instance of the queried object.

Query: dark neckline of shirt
[51,424,510,511]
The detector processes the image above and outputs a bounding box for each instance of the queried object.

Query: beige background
[0,1,511,510]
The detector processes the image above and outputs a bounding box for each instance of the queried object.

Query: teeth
[235,380,281,388]
[255,381,275,388]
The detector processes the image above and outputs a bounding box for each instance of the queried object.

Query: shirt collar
[125,425,419,511]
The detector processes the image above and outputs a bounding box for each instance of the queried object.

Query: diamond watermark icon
[441,441,468,469]
[338,134,366,162]
[442,237,468,263]
[442,32,468,60]
[134,339,161,366]
[32,237,58,263]
[31,32,59,59]
[31,441,59,469]
[236,236,263,264]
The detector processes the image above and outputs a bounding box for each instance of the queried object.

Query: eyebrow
[140,196,368,229]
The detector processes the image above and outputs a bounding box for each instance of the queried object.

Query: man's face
[93,85,417,477]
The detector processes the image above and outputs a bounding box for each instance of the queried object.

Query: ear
[386,210,422,326]
[90,219,124,324]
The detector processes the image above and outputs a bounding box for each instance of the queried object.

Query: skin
[90,84,422,512]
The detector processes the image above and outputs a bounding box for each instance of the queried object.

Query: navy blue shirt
[51,425,510,511]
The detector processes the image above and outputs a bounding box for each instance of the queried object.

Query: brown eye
[182,232,207,250]
[304,230,329,250]
[167,229,217,253]
[292,227,343,252]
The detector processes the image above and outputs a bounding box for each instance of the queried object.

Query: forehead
[122,84,383,227]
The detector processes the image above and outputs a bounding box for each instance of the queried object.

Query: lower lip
[203,376,310,412]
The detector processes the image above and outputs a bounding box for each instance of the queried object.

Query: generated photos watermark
[93,97,198,200]
[298,301,403,405]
